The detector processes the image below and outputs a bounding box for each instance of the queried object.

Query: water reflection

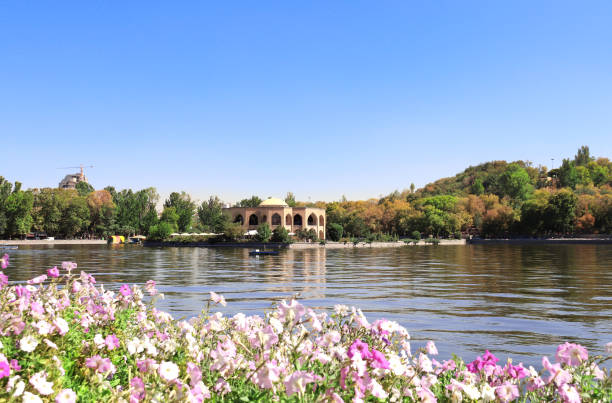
[4,244,612,367]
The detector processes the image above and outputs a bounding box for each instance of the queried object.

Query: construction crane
[57,164,94,180]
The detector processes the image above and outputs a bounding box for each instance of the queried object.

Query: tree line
[0,146,610,240]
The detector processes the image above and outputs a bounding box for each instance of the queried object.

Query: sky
[1,1,611,204]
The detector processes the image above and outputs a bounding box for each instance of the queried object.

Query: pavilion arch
[307,213,317,226]
[319,230,324,239]
[248,214,258,226]
[262,215,267,223]
[319,215,324,226]
[293,214,303,226]
[234,214,244,225]
[286,214,292,225]
[272,213,281,225]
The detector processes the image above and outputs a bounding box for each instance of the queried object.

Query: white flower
[34,321,52,336]
[159,361,179,382]
[55,388,77,403]
[605,342,612,354]
[369,378,389,399]
[334,304,349,316]
[29,371,54,395]
[93,333,105,348]
[22,392,43,403]
[54,318,69,335]
[44,339,58,350]
[210,291,226,306]
[20,335,39,353]
[463,384,481,400]
[127,337,143,355]
[481,384,496,402]
[12,380,25,397]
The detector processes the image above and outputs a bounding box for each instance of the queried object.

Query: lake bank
[468,237,612,245]
[0,239,107,245]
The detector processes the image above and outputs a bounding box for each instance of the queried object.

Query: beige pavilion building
[223,197,326,240]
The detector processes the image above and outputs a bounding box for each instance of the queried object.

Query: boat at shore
[249,249,279,256]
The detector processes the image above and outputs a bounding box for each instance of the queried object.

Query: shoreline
[0,239,107,246]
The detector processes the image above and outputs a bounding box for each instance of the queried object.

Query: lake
[4,244,611,367]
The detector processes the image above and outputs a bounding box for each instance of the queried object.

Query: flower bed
[0,253,610,402]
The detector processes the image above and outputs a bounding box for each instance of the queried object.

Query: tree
[164,192,195,232]
[557,159,578,189]
[574,145,594,166]
[256,223,272,242]
[326,223,343,241]
[197,196,229,233]
[544,189,577,234]
[75,181,95,197]
[236,196,262,208]
[148,222,172,241]
[284,192,297,207]
[4,183,34,238]
[60,196,90,238]
[222,222,244,241]
[160,207,179,233]
[86,190,115,237]
[470,178,484,195]
[499,163,534,202]
[271,225,290,243]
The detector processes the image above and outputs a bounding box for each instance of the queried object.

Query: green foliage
[411,230,421,240]
[271,225,291,243]
[255,223,272,242]
[574,145,594,166]
[148,221,173,241]
[545,189,578,234]
[222,222,244,241]
[197,196,229,233]
[164,191,196,232]
[557,158,579,189]
[75,181,95,197]
[235,195,262,208]
[284,192,297,207]
[471,178,484,195]
[326,222,343,241]
[499,163,534,202]
[160,207,179,233]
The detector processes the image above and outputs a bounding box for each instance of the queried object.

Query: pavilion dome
[258,197,288,207]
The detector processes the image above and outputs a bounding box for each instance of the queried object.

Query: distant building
[59,171,88,189]
[223,197,326,239]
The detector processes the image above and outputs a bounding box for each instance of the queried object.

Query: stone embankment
[290,239,466,249]
[0,239,107,245]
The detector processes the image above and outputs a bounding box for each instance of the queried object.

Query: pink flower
[348,339,372,360]
[119,284,132,297]
[0,273,8,289]
[105,334,120,350]
[425,341,438,355]
[1,253,9,269]
[61,261,77,273]
[505,362,529,379]
[253,361,282,389]
[0,360,10,378]
[145,280,158,296]
[85,355,113,373]
[370,349,390,369]
[277,299,306,324]
[416,386,437,402]
[558,383,581,403]
[543,356,572,386]
[47,266,60,278]
[496,382,519,402]
[10,359,21,371]
[28,274,47,285]
[55,389,77,403]
[187,362,202,386]
[556,342,588,366]
[210,291,226,306]
[130,377,145,401]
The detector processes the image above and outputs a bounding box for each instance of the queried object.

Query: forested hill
[0,146,611,240]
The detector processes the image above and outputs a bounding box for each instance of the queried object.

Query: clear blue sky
[1,1,611,204]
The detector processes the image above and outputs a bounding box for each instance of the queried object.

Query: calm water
[4,244,612,367]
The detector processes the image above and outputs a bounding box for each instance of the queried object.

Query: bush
[255,223,272,242]
[147,222,172,241]
[271,225,291,243]
[222,222,244,241]
[327,223,343,241]
[411,230,421,241]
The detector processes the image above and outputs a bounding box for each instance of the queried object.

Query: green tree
[164,192,195,232]
[284,192,297,207]
[557,159,578,189]
[256,223,272,242]
[222,222,244,241]
[499,163,534,202]
[4,183,34,238]
[236,195,262,208]
[544,190,577,234]
[60,196,90,238]
[75,181,95,197]
[470,178,484,195]
[160,207,179,233]
[574,145,593,166]
[326,222,343,241]
[148,221,172,241]
[197,196,229,233]
[271,225,290,243]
